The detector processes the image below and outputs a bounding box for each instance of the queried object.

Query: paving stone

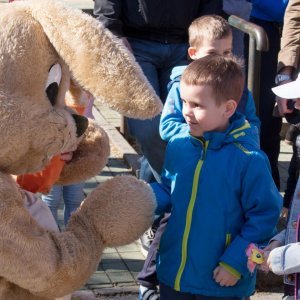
[124,261,145,273]
[119,251,145,261]
[103,248,118,254]
[101,261,128,273]
[106,271,135,283]
[87,272,111,285]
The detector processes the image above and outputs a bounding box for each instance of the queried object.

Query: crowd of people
[11,0,300,299]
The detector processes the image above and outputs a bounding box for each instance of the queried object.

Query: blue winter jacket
[159,65,261,142]
[152,113,282,297]
[247,0,288,22]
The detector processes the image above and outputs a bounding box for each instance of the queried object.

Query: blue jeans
[42,183,85,225]
[127,38,189,182]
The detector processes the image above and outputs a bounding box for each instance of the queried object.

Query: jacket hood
[193,112,260,150]
[170,65,187,81]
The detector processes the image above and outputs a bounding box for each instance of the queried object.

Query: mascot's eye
[45,63,62,106]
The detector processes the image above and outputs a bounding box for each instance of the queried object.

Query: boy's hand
[213,266,239,287]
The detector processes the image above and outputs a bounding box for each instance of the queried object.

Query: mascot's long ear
[30,0,162,119]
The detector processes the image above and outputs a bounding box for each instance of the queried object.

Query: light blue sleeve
[220,153,282,277]
[244,90,261,132]
[159,82,189,142]
[150,140,176,215]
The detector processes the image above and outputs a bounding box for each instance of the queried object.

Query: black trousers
[244,17,282,189]
[160,282,245,300]
[137,213,170,288]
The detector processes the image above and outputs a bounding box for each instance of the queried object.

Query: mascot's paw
[72,176,156,247]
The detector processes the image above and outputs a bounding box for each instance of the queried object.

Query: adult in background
[244,0,289,189]
[274,0,300,221]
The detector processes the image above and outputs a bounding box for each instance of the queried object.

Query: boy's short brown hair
[189,15,232,48]
[181,54,244,105]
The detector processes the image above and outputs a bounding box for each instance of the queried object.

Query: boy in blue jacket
[151,55,282,299]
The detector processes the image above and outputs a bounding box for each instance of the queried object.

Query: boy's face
[188,34,232,60]
[180,82,235,137]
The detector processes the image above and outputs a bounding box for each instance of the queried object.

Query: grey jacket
[270,176,300,282]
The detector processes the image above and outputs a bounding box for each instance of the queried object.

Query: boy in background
[152,55,281,300]
[159,15,260,142]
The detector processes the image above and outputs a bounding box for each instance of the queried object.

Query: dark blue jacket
[93,0,223,43]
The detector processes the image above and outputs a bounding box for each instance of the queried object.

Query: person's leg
[160,283,245,300]
[158,43,189,102]
[126,38,166,182]
[282,284,294,299]
[62,182,85,225]
[138,214,170,289]
[41,185,62,223]
[126,39,189,182]
[244,18,282,189]
[283,145,298,209]
[223,0,252,58]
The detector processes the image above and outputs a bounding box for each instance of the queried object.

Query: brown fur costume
[0,0,162,299]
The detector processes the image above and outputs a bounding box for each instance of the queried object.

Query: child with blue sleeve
[159,15,260,143]
[152,55,282,300]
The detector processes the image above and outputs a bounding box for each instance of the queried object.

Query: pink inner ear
[247,260,255,273]
[245,246,252,257]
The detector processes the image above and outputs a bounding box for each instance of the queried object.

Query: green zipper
[174,138,208,291]
[225,233,231,248]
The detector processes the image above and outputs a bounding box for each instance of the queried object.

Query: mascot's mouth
[72,114,88,137]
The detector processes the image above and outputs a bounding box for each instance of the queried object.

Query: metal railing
[228,15,269,114]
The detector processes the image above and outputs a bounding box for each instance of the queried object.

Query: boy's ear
[188,47,197,60]
[224,99,237,118]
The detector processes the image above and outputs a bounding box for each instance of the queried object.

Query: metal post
[228,15,269,115]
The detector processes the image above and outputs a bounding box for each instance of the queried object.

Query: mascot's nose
[72,114,88,137]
